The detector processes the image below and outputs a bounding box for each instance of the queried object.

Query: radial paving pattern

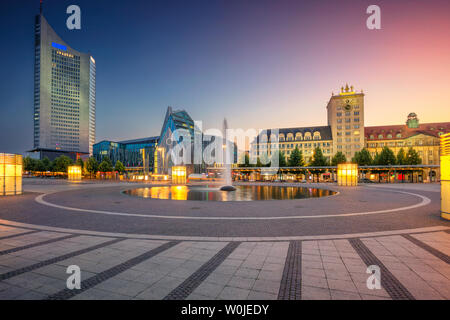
[0,225,449,300]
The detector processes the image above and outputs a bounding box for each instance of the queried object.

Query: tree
[34,160,46,172]
[85,157,99,178]
[288,147,305,167]
[53,155,73,172]
[406,147,422,165]
[309,147,329,182]
[76,158,84,170]
[98,157,114,173]
[23,156,37,172]
[332,152,347,166]
[42,157,52,172]
[277,151,287,168]
[115,160,125,174]
[373,152,381,165]
[396,148,407,165]
[352,148,372,166]
[310,147,328,166]
[378,147,396,165]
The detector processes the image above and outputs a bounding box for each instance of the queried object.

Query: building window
[378,134,383,139]
[387,134,392,139]
[396,133,402,138]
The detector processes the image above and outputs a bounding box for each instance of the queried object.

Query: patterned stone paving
[0,225,449,300]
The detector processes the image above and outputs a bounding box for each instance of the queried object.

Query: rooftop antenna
[40,0,43,14]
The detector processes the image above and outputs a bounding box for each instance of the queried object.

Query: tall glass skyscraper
[33,10,96,156]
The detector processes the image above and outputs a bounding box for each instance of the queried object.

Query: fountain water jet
[220,118,236,191]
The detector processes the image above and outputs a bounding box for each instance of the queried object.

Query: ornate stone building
[250,85,450,170]
[365,113,450,166]
[251,84,365,163]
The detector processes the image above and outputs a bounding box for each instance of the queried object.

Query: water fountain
[220,118,236,191]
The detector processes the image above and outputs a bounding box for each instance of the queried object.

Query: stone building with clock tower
[327,84,365,159]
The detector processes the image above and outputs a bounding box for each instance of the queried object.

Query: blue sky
[1,0,449,154]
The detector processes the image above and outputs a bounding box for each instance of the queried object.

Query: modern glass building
[94,137,159,172]
[93,106,237,175]
[32,9,95,158]
[154,106,198,175]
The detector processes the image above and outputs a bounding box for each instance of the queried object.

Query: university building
[28,5,96,160]
[94,106,236,177]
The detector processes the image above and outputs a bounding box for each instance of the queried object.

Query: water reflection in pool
[123,185,336,201]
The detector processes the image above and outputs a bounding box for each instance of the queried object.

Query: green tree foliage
[277,151,287,167]
[34,160,46,172]
[114,160,125,174]
[331,152,347,166]
[76,158,84,170]
[309,147,328,166]
[352,148,372,166]
[23,156,37,172]
[53,155,73,172]
[41,157,52,171]
[373,152,381,165]
[288,147,305,167]
[98,157,114,172]
[85,157,99,177]
[406,147,422,165]
[309,147,328,182]
[396,148,407,165]
[377,147,396,165]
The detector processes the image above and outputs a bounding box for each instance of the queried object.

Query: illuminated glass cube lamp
[337,163,358,186]
[171,166,186,185]
[68,165,82,181]
[441,133,450,220]
[0,153,22,196]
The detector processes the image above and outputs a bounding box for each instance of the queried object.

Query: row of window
[337,118,360,123]
[337,111,359,117]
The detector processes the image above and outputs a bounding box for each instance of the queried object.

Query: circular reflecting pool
[123,185,337,201]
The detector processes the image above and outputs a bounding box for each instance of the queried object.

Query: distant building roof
[118,136,159,145]
[253,126,332,142]
[365,122,450,140]
[94,137,159,146]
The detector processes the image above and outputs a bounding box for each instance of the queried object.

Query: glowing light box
[0,153,22,196]
[337,163,358,187]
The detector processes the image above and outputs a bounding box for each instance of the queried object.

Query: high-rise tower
[33,4,96,157]
[327,84,365,159]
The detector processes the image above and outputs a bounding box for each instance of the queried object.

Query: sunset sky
[1,0,449,154]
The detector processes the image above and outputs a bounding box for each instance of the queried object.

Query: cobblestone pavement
[0,224,449,300]
[0,181,448,299]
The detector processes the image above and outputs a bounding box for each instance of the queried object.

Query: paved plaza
[0,179,448,300]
